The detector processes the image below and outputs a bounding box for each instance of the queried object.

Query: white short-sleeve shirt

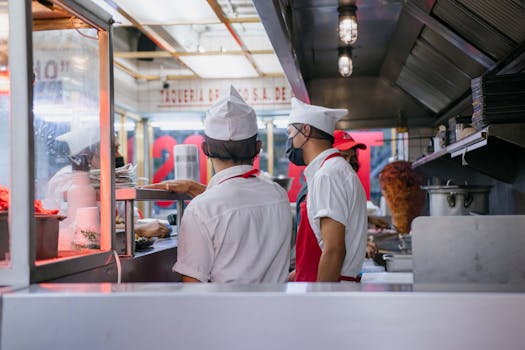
[304,148,368,278]
[173,165,292,283]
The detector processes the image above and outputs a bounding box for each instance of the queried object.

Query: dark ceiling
[254,0,525,129]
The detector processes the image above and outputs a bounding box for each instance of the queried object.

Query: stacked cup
[173,144,200,182]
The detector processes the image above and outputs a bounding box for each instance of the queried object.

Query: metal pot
[421,184,491,216]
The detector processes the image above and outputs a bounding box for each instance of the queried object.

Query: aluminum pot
[421,184,491,216]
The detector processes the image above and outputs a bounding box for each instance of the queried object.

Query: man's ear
[201,141,209,156]
[255,140,262,155]
[303,124,311,138]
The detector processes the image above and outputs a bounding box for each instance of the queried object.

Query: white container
[73,206,100,249]
[59,155,97,250]
[173,144,200,182]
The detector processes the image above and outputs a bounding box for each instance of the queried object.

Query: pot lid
[421,184,492,192]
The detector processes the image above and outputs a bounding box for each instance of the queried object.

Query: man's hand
[366,240,378,259]
[142,179,206,198]
[288,269,296,282]
[368,216,389,229]
[182,275,202,283]
[135,220,170,238]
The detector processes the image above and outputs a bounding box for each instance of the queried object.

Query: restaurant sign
[139,77,292,112]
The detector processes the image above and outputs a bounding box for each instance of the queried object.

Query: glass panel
[218,0,259,20]
[232,23,274,51]
[0,0,10,264]
[33,23,102,259]
[164,24,240,53]
[252,54,283,74]
[113,0,218,24]
[179,55,258,78]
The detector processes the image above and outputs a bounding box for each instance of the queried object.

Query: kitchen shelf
[413,124,525,183]
[115,188,191,257]
[115,188,191,201]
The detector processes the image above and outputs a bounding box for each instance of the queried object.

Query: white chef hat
[288,98,348,135]
[204,85,257,141]
[56,122,100,155]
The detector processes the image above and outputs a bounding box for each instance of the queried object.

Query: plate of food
[135,236,155,251]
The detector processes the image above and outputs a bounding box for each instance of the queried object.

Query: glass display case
[0,0,114,285]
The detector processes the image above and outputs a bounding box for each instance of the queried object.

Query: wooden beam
[207,0,263,76]
[102,0,200,77]
[114,59,197,81]
[176,49,274,56]
[114,49,275,59]
[228,17,260,23]
[32,17,91,31]
[114,60,141,80]
[114,51,172,59]
[134,16,259,26]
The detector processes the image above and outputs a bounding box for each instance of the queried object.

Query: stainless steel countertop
[2,281,524,350]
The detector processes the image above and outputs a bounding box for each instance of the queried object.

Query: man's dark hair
[203,135,259,163]
[292,123,334,144]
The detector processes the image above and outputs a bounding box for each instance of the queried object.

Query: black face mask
[115,156,125,168]
[285,137,306,166]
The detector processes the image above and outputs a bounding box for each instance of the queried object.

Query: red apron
[294,153,361,282]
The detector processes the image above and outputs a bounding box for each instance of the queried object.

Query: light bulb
[338,5,358,46]
[338,53,353,77]
[339,15,358,45]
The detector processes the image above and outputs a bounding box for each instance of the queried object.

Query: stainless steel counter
[1,282,524,350]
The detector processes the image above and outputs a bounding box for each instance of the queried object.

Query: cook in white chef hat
[56,122,100,156]
[288,97,348,136]
[202,85,261,162]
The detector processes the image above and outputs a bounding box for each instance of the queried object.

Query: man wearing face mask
[286,98,367,282]
[147,86,292,283]
[114,135,126,168]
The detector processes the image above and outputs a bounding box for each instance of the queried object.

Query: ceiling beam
[114,49,275,59]
[114,51,172,59]
[229,17,260,24]
[102,0,199,77]
[134,17,260,26]
[114,60,196,81]
[405,3,494,68]
[206,0,263,76]
[252,0,309,103]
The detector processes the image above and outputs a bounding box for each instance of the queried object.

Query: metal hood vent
[255,0,525,128]
[432,0,516,60]
[396,26,484,113]
[388,0,525,125]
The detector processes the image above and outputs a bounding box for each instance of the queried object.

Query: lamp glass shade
[338,15,358,45]
[338,54,353,77]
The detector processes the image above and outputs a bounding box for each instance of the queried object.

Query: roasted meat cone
[379,161,425,234]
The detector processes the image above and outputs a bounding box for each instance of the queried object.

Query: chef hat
[204,85,257,141]
[288,98,348,135]
[56,123,100,155]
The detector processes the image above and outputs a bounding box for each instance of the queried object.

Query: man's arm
[317,217,346,282]
[182,275,202,283]
[143,179,206,198]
